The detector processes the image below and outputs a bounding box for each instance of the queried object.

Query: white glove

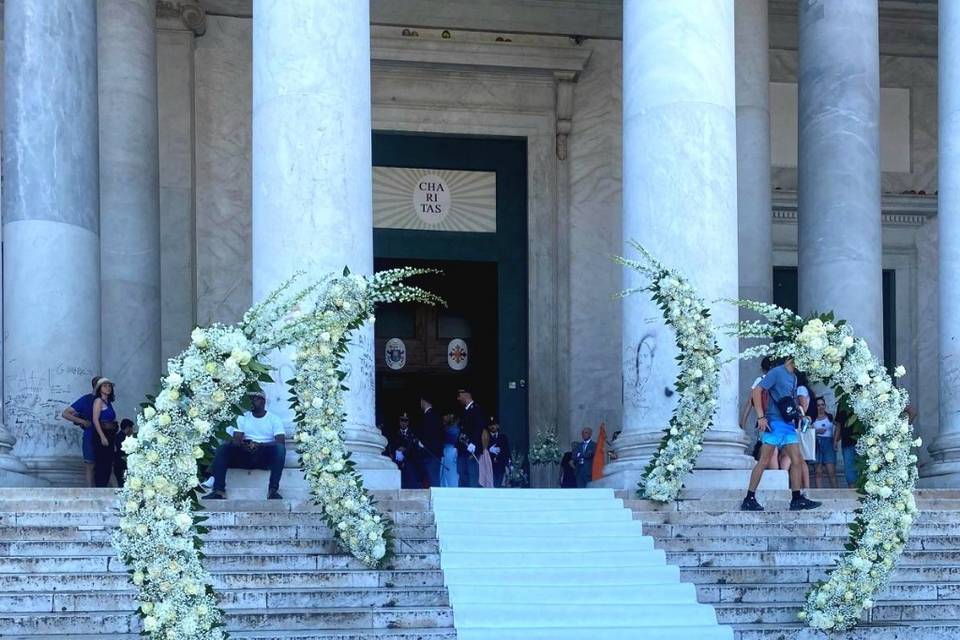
[394,451,404,463]
[489,445,501,455]
[467,443,476,454]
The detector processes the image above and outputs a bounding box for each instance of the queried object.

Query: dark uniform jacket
[487,430,511,471]
[459,402,487,455]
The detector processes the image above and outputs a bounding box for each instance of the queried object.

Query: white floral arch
[618,243,721,502]
[112,268,440,640]
[734,301,920,631]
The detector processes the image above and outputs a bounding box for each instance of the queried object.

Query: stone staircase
[430,487,733,640]
[0,488,456,639]
[626,488,960,640]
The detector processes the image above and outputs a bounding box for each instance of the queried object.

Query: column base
[19,456,85,487]
[919,432,960,488]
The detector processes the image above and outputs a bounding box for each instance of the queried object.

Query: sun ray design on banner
[112,269,442,640]
[373,167,496,232]
[616,242,721,502]
[731,301,920,631]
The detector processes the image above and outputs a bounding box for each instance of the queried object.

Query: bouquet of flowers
[528,428,563,465]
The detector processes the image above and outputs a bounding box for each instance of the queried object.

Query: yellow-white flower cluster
[732,302,919,631]
[618,243,720,502]
[113,268,441,639]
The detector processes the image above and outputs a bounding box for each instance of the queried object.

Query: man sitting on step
[204,391,286,500]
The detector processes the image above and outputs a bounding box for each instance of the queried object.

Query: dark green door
[372,133,529,453]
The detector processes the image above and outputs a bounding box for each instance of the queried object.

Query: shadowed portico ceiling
[198,0,936,52]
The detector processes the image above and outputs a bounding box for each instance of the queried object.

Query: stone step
[436,520,645,537]
[695,582,960,604]
[453,602,720,627]
[443,564,683,588]
[0,524,440,542]
[431,487,614,500]
[438,534,654,552]
[732,622,960,640]
[680,565,960,584]
[457,627,733,640]
[0,552,440,574]
[447,583,698,605]
[432,507,631,529]
[0,607,454,635]
[431,495,626,510]
[0,586,450,613]
[625,498,960,512]
[440,549,666,569]
[618,488,960,501]
[632,510,960,526]
[665,550,960,568]
[0,569,447,592]
[714,600,960,625]
[0,498,431,513]
[0,538,439,556]
[654,535,959,552]
[3,510,436,527]
[643,522,960,538]
[0,632,457,640]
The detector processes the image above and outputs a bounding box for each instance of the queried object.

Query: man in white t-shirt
[204,391,286,500]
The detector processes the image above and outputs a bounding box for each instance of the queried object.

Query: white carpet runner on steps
[430,487,733,640]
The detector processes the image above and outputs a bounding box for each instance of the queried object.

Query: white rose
[894,365,906,378]
[158,413,172,427]
[143,615,159,632]
[174,513,192,530]
[191,328,208,348]
[143,406,156,419]
[122,437,140,454]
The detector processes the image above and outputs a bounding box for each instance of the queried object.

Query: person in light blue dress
[439,414,460,487]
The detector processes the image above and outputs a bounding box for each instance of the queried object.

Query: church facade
[0,0,957,490]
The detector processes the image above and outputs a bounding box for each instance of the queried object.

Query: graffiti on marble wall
[3,364,95,452]
[624,333,657,420]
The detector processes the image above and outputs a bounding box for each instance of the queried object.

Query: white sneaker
[201,476,214,490]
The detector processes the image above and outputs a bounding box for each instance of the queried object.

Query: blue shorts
[760,421,799,449]
[816,436,837,464]
[82,426,96,464]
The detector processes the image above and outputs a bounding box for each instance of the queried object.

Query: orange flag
[592,422,607,481]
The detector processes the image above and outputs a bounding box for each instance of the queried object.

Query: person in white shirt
[204,391,286,499]
[812,396,838,488]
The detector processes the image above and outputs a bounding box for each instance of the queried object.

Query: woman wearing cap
[91,377,118,487]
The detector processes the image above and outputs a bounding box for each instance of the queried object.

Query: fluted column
[98,0,161,420]
[251,0,396,487]
[923,0,960,487]
[797,0,883,356]
[597,0,752,490]
[3,0,100,486]
[735,0,773,444]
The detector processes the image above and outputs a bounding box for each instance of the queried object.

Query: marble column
[251,1,397,487]
[0,122,40,487]
[597,0,753,490]
[923,0,960,487]
[2,0,100,486]
[98,0,161,420]
[797,0,883,357]
[735,0,773,443]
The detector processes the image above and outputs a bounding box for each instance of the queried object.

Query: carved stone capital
[156,1,206,36]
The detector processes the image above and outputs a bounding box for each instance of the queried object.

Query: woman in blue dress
[439,414,460,487]
[91,377,118,487]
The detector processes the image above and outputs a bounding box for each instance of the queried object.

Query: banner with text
[373,167,496,233]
